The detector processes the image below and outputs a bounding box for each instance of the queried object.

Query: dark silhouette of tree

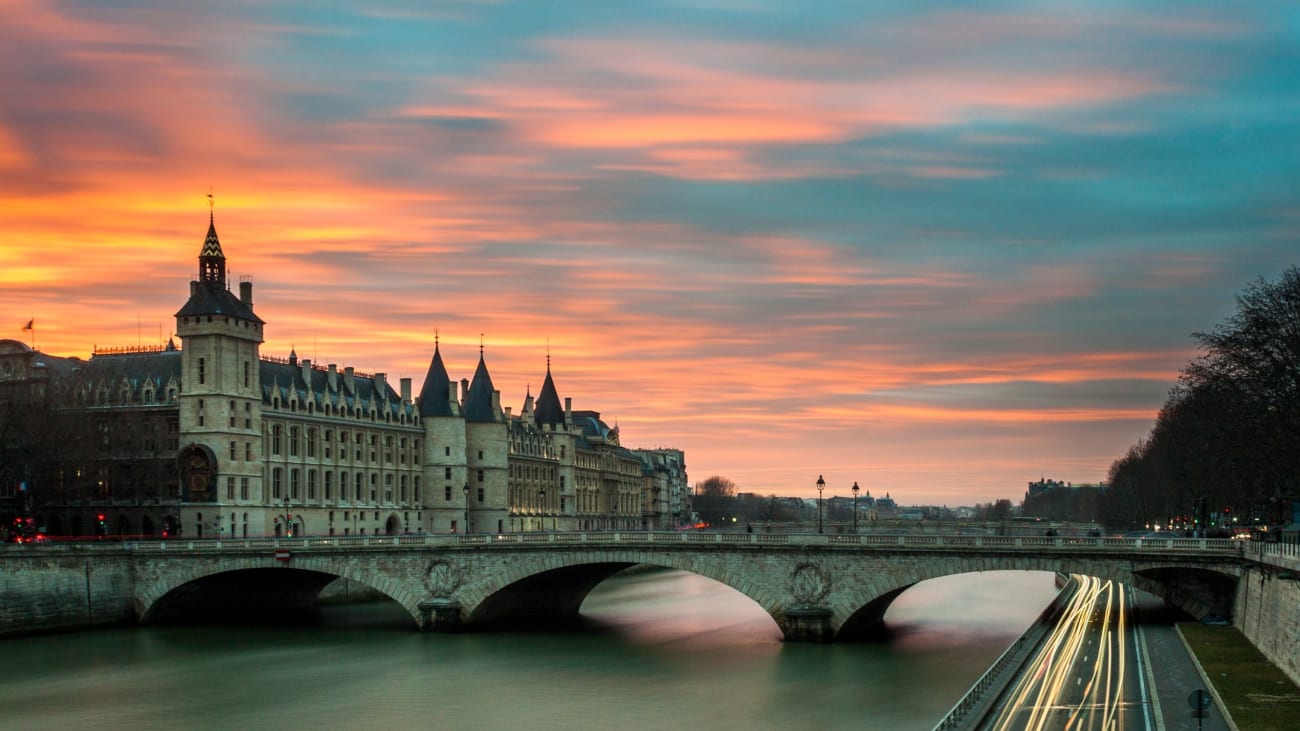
[692,475,737,527]
[1099,267,1300,529]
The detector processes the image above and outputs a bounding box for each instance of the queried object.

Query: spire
[199,195,226,285]
[417,338,454,417]
[463,347,498,422]
[534,353,564,426]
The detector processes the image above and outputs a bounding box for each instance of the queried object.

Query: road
[981,576,1232,731]
[984,575,1145,730]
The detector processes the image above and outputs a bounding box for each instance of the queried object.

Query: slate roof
[79,350,183,400]
[175,217,264,324]
[259,359,413,420]
[463,353,498,422]
[175,280,263,323]
[534,365,564,426]
[416,344,454,417]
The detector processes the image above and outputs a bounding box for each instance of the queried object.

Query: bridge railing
[85,532,1246,554]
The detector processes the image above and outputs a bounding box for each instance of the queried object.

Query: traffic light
[96,513,106,538]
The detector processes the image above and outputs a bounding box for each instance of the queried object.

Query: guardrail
[0,532,1243,554]
[931,576,1082,730]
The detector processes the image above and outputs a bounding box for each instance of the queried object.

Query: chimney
[301,359,312,386]
[564,397,572,422]
[400,377,411,404]
[374,372,388,400]
[328,364,338,392]
[190,281,198,296]
[491,389,501,417]
[240,279,254,307]
[449,379,459,411]
[345,366,355,393]
[460,378,469,405]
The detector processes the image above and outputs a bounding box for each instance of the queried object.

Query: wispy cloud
[1,0,1294,502]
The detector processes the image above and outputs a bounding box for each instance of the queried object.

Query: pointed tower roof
[175,212,263,324]
[199,212,226,285]
[463,348,498,422]
[534,355,564,427]
[417,340,454,417]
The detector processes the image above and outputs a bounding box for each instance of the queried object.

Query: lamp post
[852,481,860,532]
[816,475,825,534]
[539,487,547,531]
[463,483,471,534]
[283,496,292,538]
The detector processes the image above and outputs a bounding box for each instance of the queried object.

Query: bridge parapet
[98,531,1243,555]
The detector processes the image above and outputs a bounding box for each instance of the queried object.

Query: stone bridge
[118,531,1244,641]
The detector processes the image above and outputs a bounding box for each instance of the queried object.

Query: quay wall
[0,547,135,637]
[1233,545,1300,686]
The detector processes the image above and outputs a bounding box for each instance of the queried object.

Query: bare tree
[692,475,737,527]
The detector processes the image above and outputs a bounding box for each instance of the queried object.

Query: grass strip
[1178,622,1300,731]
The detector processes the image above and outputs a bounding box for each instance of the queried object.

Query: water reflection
[0,568,1057,731]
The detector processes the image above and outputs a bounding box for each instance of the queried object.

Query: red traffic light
[96,513,105,522]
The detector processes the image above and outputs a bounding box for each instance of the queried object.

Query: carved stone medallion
[425,559,462,598]
[789,562,831,606]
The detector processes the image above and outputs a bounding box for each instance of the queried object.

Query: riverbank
[1179,622,1300,730]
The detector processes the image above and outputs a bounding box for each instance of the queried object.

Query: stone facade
[0,216,686,539]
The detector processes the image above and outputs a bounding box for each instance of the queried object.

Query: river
[0,569,1058,730]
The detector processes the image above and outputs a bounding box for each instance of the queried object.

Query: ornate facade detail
[425,559,462,598]
[789,562,831,607]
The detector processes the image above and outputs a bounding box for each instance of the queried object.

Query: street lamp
[539,486,547,532]
[816,475,825,534]
[852,481,860,532]
[463,483,471,534]
[283,496,292,538]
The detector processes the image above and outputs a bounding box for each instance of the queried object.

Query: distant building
[0,215,684,538]
[1022,478,1105,522]
[871,492,897,519]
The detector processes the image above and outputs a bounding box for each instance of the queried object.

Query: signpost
[1187,688,1212,729]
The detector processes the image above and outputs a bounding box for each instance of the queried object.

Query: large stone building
[0,216,686,539]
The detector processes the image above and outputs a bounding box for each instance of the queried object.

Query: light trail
[989,575,1138,731]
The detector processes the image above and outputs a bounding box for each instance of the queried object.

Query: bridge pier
[781,606,833,643]
[417,598,462,632]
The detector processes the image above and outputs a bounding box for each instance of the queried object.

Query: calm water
[0,569,1057,731]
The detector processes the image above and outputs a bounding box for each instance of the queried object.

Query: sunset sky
[2,1,1297,506]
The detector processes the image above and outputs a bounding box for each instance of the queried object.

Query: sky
[1,1,1297,506]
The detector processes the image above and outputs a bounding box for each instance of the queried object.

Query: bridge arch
[134,556,423,628]
[457,549,788,634]
[832,555,1239,640]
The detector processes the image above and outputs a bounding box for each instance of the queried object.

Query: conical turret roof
[417,342,454,417]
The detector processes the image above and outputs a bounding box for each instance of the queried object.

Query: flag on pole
[22,318,33,331]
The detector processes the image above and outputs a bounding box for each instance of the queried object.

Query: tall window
[272,468,282,499]
[271,425,282,455]
[198,357,206,385]
[290,468,300,499]
[289,427,299,457]
[240,477,249,500]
